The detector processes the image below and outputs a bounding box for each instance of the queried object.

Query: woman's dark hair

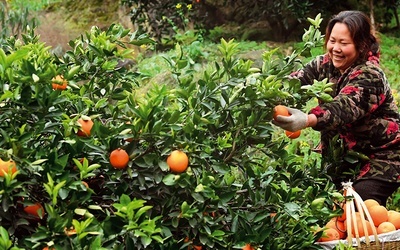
[324,10,379,61]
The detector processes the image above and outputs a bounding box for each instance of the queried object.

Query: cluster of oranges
[109,148,189,174]
[318,199,400,242]
[273,105,301,139]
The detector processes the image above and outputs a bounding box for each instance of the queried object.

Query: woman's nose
[333,45,341,52]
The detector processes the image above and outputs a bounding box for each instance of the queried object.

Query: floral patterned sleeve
[310,64,389,132]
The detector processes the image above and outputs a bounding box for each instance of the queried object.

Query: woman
[272,10,400,206]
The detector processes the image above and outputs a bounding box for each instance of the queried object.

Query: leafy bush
[0,15,345,250]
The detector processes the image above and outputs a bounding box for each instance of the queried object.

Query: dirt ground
[35,4,134,55]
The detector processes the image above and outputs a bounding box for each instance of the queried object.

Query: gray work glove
[272,107,308,132]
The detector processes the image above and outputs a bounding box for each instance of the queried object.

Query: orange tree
[0,16,342,249]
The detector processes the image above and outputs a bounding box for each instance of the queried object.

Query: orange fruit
[319,228,340,242]
[64,226,77,236]
[285,130,301,139]
[242,243,254,250]
[51,75,67,90]
[348,218,373,237]
[273,105,289,120]
[388,210,400,229]
[377,221,396,234]
[337,204,346,222]
[364,199,380,209]
[167,150,189,173]
[0,159,17,177]
[24,203,45,218]
[325,218,346,239]
[77,117,94,137]
[368,205,388,227]
[110,148,129,169]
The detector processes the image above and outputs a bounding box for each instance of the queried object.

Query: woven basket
[316,182,400,250]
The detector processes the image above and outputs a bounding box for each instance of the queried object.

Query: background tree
[121,0,399,44]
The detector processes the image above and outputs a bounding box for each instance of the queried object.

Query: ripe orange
[388,210,400,229]
[64,226,77,236]
[273,105,289,120]
[242,243,254,250]
[337,204,346,222]
[110,148,130,169]
[51,75,67,90]
[24,203,45,218]
[348,218,373,237]
[319,228,340,242]
[0,159,17,177]
[167,150,189,173]
[377,221,396,234]
[368,205,388,227]
[364,199,380,209]
[77,117,94,137]
[325,218,346,239]
[285,130,301,139]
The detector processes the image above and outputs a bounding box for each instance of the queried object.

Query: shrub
[0,16,340,249]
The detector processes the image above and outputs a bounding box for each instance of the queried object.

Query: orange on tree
[377,221,396,234]
[319,228,340,242]
[242,243,254,250]
[188,245,202,250]
[368,205,388,227]
[110,148,130,169]
[64,226,77,236]
[273,105,289,120]
[51,75,67,90]
[0,159,17,177]
[388,210,400,229]
[167,150,189,173]
[285,130,301,139]
[24,202,45,218]
[77,117,94,137]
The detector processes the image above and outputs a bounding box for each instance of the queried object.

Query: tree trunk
[369,0,375,28]
[393,7,400,28]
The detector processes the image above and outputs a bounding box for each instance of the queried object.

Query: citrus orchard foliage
[0,16,344,249]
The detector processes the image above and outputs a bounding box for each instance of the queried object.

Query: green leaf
[284,202,301,220]
[134,205,152,220]
[120,194,131,205]
[5,47,30,69]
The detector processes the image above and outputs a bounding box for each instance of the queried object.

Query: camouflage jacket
[290,53,400,182]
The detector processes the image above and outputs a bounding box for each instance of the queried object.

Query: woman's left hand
[272,107,308,132]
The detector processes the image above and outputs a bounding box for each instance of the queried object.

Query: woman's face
[327,22,358,73]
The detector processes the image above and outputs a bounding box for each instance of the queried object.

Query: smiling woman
[327,22,358,73]
[272,10,400,206]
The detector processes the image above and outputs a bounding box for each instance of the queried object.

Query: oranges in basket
[317,197,399,243]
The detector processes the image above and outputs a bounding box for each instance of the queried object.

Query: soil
[34,2,133,55]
